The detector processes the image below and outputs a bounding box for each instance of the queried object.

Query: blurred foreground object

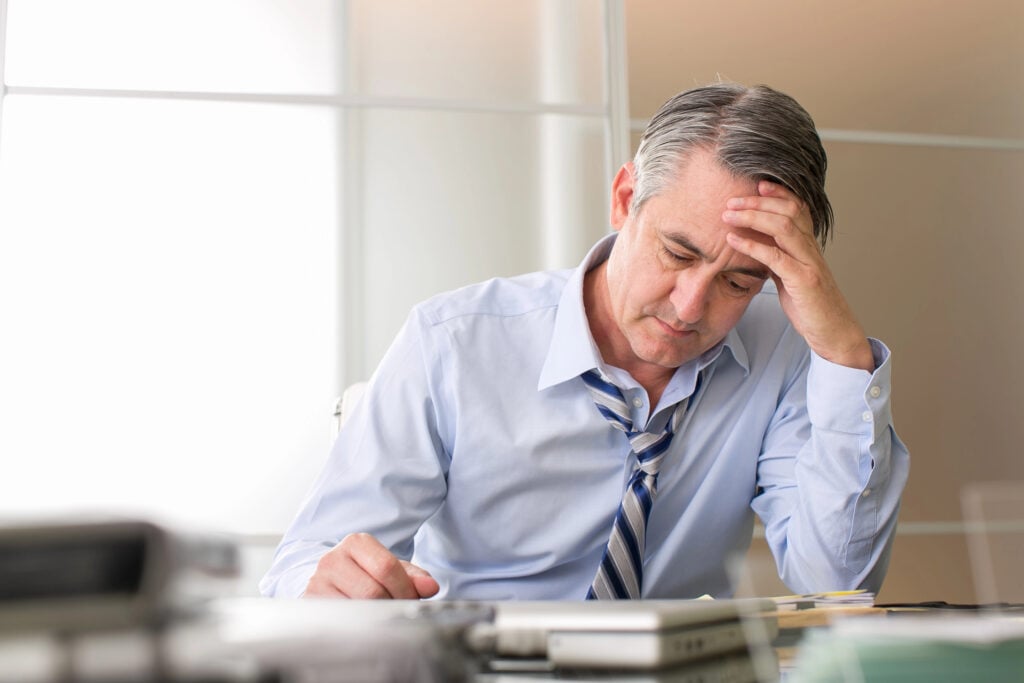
[789,613,1024,683]
[0,517,238,633]
[0,518,490,682]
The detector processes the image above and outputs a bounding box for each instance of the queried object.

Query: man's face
[598,148,771,375]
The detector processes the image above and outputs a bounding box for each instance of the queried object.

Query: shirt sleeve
[258,307,451,597]
[751,337,911,594]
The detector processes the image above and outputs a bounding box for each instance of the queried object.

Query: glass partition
[0,0,627,536]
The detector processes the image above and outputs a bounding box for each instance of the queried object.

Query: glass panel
[4,0,336,93]
[963,481,1024,605]
[0,96,338,534]
[348,0,606,107]
[358,109,609,375]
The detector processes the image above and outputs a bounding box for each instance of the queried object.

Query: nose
[669,273,711,326]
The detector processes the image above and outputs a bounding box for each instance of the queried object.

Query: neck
[583,261,675,407]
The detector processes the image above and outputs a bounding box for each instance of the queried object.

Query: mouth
[654,318,696,338]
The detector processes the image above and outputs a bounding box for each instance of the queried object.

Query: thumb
[401,560,440,598]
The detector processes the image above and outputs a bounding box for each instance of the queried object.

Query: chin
[631,341,696,370]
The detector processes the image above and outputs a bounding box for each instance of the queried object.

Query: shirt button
[861,411,872,422]
[862,489,872,498]
[632,397,644,408]
[869,386,882,398]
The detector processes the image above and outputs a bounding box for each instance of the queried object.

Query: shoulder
[414,268,573,327]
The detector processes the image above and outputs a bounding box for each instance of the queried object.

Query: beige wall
[626,0,1024,603]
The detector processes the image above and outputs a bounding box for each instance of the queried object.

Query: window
[0,0,628,538]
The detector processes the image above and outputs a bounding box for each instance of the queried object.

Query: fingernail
[722,210,738,221]
[726,198,744,209]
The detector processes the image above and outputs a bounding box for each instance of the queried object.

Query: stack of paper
[772,590,875,611]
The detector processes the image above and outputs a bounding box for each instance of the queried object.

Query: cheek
[611,253,667,311]
[633,273,678,312]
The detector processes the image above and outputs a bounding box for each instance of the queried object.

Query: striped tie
[582,369,688,599]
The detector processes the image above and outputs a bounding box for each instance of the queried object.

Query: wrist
[815,336,875,372]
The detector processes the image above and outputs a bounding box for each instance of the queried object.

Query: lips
[654,318,695,338]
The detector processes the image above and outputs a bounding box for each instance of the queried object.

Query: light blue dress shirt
[260,235,910,600]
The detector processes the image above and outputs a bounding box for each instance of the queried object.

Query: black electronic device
[0,518,238,633]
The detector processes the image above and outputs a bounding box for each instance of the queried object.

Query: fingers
[402,560,441,598]
[303,533,437,599]
[724,183,814,244]
[720,182,875,371]
[725,192,797,220]
[722,181,820,277]
[724,231,791,276]
[754,178,807,214]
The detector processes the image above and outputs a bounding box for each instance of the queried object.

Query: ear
[609,162,636,232]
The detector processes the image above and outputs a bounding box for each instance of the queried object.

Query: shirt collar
[537,234,751,393]
[537,235,613,390]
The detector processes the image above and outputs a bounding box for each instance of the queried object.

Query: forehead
[640,150,762,267]
[662,148,759,209]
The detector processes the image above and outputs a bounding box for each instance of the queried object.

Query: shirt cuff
[806,338,893,439]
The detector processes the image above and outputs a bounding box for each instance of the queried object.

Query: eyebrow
[664,233,771,280]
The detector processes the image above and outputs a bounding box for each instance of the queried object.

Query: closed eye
[661,246,695,265]
[725,278,751,294]
[721,273,767,298]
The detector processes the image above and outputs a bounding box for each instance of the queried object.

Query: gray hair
[632,83,834,248]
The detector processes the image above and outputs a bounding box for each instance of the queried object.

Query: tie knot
[581,370,633,431]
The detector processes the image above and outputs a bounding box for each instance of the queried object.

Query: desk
[3,599,1023,683]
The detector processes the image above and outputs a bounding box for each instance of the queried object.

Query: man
[261,83,909,601]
